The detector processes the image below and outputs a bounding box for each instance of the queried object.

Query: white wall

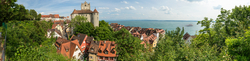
[185,37,192,45]
[72,46,83,60]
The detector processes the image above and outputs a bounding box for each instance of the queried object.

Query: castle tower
[81,1,90,10]
[92,9,99,27]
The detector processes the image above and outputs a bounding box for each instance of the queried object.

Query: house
[55,37,84,60]
[55,37,70,49]
[97,41,117,61]
[140,33,158,48]
[70,33,94,54]
[47,29,64,39]
[41,14,60,21]
[52,24,63,33]
[88,41,99,61]
[183,33,196,45]
[71,39,84,60]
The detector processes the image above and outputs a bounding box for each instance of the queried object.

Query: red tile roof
[93,9,98,13]
[52,24,63,29]
[71,9,94,14]
[88,41,99,54]
[183,33,191,40]
[41,14,60,18]
[97,41,117,57]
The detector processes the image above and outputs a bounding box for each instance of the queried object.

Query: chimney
[107,39,109,41]
[104,41,106,43]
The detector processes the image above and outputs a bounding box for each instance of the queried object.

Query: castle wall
[71,14,92,22]
[92,13,99,27]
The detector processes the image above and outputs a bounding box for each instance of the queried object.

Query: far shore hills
[104,20,200,22]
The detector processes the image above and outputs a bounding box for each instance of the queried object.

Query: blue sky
[16,0,250,20]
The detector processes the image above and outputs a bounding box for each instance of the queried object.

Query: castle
[71,1,99,27]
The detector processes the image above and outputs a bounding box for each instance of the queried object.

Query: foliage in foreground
[3,21,67,61]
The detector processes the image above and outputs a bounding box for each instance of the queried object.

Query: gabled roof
[71,39,83,52]
[58,41,77,59]
[88,41,99,54]
[55,37,70,48]
[52,24,63,30]
[183,33,191,40]
[93,9,98,13]
[86,37,94,43]
[71,9,93,14]
[97,41,117,57]
[70,33,87,45]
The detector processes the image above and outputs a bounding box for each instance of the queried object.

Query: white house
[47,29,62,38]
[71,39,84,60]
[183,33,196,45]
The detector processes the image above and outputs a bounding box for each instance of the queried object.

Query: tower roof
[93,9,98,13]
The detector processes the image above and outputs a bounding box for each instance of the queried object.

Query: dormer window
[82,46,85,49]
[104,50,108,54]
[98,50,102,53]
[91,48,94,51]
[66,49,69,52]
[101,42,104,46]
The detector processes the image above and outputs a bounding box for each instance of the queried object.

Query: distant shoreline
[103,20,200,22]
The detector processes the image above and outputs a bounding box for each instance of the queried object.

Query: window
[111,50,115,54]
[75,48,78,51]
[78,35,80,37]
[100,57,103,59]
[78,53,81,56]
[91,48,94,51]
[90,56,93,59]
[85,5,86,6]
[105,57,108,60]
[59,48,61,50]
[66,49,69,52]
[86,15,87,16]
[105,51,108,54]
[98,50,102,53]
[82,46,85,49]
[110,57,113,60]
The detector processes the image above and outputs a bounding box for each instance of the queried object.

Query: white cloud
[112,13,119,15]
[161,6,170,11]
[124,6,136,10]
[129,6,136,10]
[135,2,139,4]
[40,12,45,14]
[213,5,222,10]
[141,7,143,9]
[98,7,109,9]
[121,1,128,4]
[115,8,121,12]
[125,7,129,9]
[107,13,110,14]
[151,7,158,10]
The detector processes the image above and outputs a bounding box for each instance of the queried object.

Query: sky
[16,0,250,20]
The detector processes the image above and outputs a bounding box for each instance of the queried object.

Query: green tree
[30,9,37,20]
[0,0,19,26]
[113,28,144,61]
[225,30,250,60]
[37,13,42,20]
[94,27,113,41]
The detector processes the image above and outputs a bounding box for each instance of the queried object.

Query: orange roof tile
[93,9,98,13]
[97,41,117,57]
[71,9,94,14]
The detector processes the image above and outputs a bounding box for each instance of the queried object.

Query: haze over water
[106,20,204,35]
